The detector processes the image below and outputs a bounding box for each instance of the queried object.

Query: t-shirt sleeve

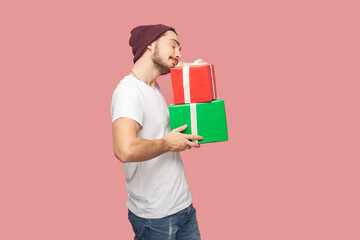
[111,83,144,126]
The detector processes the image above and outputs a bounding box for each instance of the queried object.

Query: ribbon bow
[175,59,207,67]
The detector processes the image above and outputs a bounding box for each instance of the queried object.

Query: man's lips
[170,58,178,66]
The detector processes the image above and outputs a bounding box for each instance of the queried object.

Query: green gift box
[169,99,228,144]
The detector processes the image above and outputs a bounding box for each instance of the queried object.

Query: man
[111,24,202,239]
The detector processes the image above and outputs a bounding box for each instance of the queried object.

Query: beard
[152,44,171,75]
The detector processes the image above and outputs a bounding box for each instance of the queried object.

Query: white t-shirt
[111,75,192,219]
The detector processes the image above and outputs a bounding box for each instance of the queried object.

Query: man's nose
[175,49,181,60]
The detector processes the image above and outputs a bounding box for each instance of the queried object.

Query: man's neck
[130,59,161,89]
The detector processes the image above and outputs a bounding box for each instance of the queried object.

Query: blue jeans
[128,204,201,240]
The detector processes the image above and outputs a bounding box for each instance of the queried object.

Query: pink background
[1,0,359,239]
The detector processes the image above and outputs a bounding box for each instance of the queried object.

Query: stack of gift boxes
[169,59,228,144]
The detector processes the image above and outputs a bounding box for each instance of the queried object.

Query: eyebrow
[170,39,182,51]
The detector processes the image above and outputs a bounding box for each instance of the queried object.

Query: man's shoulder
[117,75,139,88]
[113,76,141,94]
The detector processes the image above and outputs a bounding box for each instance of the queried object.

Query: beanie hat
[129,24,176,63]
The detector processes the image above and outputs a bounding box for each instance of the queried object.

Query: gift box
[169,99,228,144]
[170,59,217,105]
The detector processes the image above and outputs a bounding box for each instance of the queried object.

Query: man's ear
[147,42,155,52]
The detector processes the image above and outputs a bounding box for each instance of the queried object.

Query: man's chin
[153,60,172,75]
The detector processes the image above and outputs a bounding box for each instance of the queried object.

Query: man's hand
[164,124,203,152]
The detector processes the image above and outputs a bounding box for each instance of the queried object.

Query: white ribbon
[183,64,191,103]
[190,103,198,144]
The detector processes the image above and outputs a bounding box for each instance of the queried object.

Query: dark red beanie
[129,24,176,63]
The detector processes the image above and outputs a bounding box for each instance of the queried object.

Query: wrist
[161,137,171,152]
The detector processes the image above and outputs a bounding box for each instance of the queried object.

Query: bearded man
[111,24,202,240]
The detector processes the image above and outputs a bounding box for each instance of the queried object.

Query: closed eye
[170,39,181,51]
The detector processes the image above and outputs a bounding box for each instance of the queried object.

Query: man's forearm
[115,137,170,163]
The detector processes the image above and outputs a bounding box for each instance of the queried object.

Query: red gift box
[170,61,217,105]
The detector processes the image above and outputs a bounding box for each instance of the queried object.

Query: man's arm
[112,118,203,163]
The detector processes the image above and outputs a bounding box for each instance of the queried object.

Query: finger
[174,124,188,132]
[192,142,200,148]
[184,134,203,140]
[185,140,200,148]
[183,140,192,149]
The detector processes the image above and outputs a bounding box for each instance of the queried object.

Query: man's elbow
[114,146,133,163]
